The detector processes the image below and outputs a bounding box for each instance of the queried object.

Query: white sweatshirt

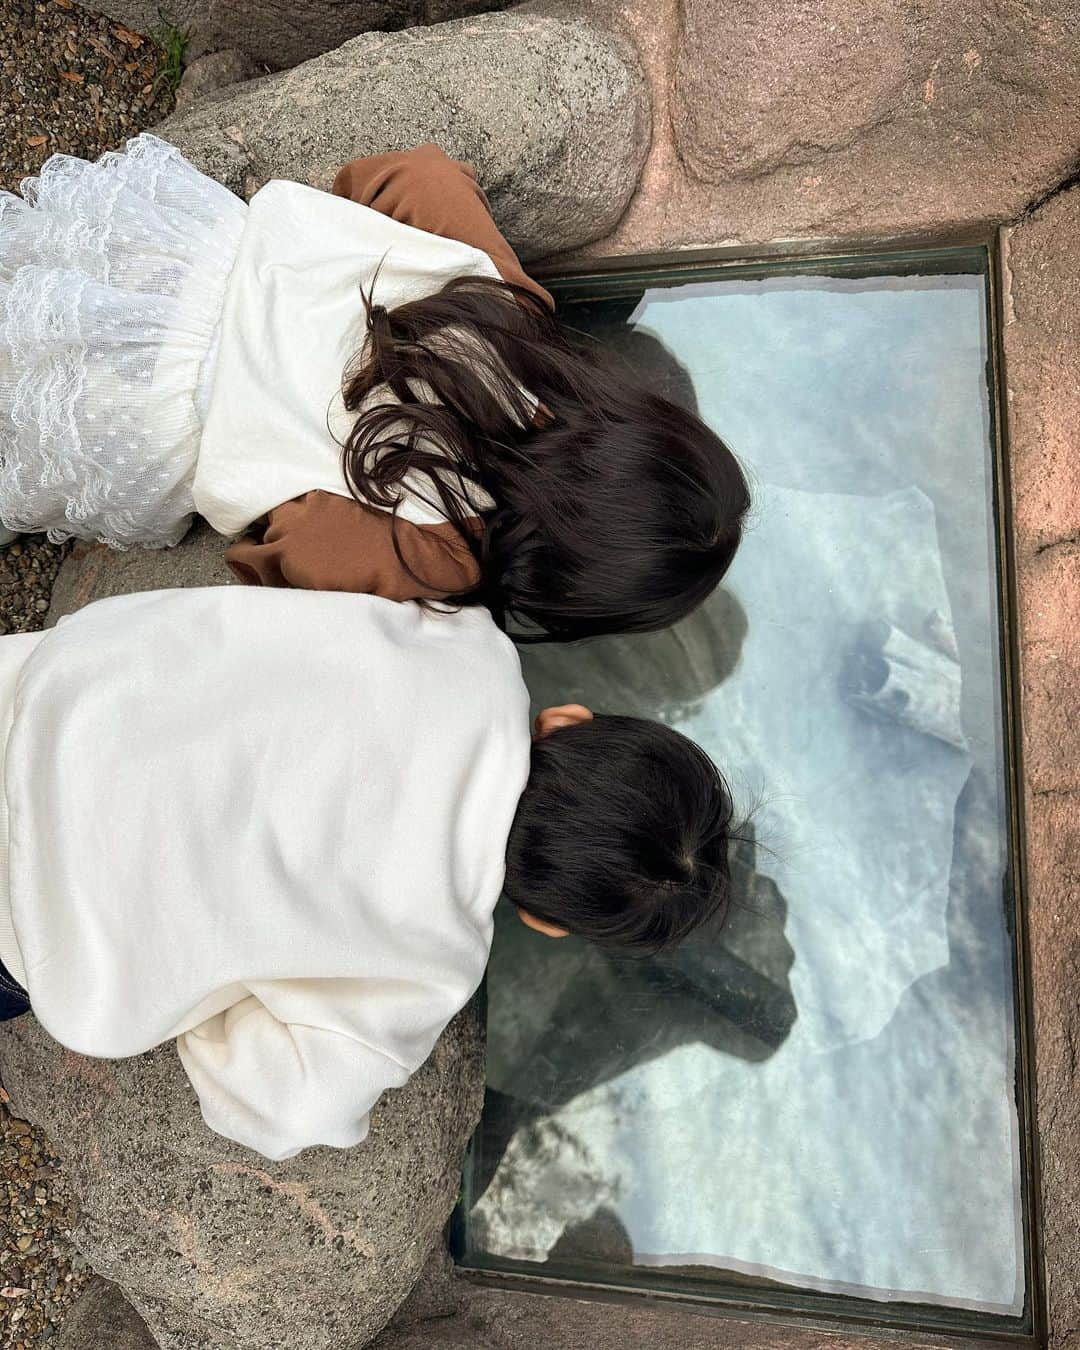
[0,588,530,1160]
[192,179,503,535]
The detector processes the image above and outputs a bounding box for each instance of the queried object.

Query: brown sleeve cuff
[332,143,554,313]
[224,491,482,601]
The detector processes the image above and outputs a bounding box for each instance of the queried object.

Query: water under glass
[459,253,1026,1324]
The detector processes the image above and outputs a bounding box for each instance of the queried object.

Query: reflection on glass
[459,258,1024,1322]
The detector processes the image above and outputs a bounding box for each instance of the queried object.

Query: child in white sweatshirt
[0,588,734,1161]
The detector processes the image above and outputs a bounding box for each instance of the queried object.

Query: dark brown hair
[341,275,750,642]
[504,715,735,951]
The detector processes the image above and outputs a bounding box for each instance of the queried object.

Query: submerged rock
[154,9,650,262]
[841,617,968,751]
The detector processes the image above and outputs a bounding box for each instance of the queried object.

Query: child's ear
[517,907,571,939]
[533,703,593,739]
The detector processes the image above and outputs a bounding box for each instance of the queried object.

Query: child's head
[503,706,735,952]
[343,277,751,642]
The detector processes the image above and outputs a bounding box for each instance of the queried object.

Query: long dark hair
[504,715,735,951]
[341,275,750,642]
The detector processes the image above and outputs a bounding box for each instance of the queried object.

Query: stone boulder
[46,521,234,618]
[673,0,1078,229]
[81,0,509,71]
[59,1279,159,1350]
[1001,185,1080,1340]
[174,50,260,114]
[153,9,651,262]
[0,1002,485,1350]
[674,0,910,183]
[601,0,1080,251]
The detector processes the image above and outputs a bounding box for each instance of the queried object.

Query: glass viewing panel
[456,250,1029,1327]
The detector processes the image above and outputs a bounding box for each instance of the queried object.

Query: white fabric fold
[2,588,530,1158]
[0,631,46,989]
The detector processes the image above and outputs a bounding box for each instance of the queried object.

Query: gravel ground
[0,3,177,1345]
[0,1093,90,1350]
[0,540,70,638]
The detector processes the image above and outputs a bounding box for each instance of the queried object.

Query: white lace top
[0,136,506,550]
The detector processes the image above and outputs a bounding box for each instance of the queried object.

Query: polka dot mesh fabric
[0,134,246,548]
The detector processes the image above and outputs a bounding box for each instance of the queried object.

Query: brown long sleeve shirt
[223,144,551,598]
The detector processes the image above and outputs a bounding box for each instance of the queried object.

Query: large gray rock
[0,1003,485,1350]
[153,9,651,261]
[82,0,508,71]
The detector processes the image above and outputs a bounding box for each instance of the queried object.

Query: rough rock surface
[372,1274,1022,1350]
[153,9,650,261]
[45,520,234,620]
[58,1278,159,1350]
[174,49,259,113]
[0,1001,484,1350]
[676,0,909,183]
[76,0,509,71]
[1000,184,1080,1348]
[585,0,1080,253]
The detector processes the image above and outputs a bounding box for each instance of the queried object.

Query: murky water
[460,259,1024,1320]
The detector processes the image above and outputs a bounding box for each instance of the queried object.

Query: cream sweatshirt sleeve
[4,588,529,1161]
[176,996,412,1161]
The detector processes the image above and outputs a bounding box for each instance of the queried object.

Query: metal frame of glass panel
[450,240,1043,1347]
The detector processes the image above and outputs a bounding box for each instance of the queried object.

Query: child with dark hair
[0,589,734,1160]
[0,137,749,641]
[506,708,733,949]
